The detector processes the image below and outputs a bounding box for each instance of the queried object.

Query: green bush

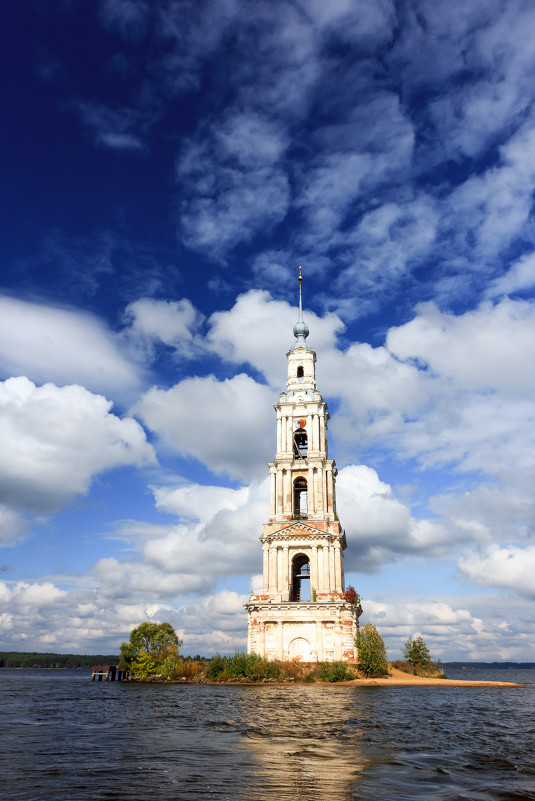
[206,652,276,681]
[356,623,389,677]
[319,661,355,682]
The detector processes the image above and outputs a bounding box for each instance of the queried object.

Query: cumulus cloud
[0,295,143,397]
[0,377,155,515]
[143,479,268,576]
[337,465,452,572]
[206,289,344,388]
[458,545,535,598]
[362,592,535,661]
[133,373,274,480]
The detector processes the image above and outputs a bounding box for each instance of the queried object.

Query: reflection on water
[238,686,365,801]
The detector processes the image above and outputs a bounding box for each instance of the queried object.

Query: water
[1,669,534,801]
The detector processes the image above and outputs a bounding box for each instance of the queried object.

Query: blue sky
[1,0,534,660]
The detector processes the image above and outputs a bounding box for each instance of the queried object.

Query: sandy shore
[340,666,524,688]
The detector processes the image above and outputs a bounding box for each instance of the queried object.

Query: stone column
[277,621,284,661]
[270,469,276,517]
[326,467,332,514]
[262,545,269,591]
[314,414,320,452]
[287,416,293,454]
[281,415,287,455]
[269,546,277,591]
[283,545,289,600]
[320,415,325,452]
[317,547,323,592]
[329,545,336,592]
[308,466,315,515]
[334,545,342,592]
[276,469,283,516]
[311,544,318,595]
[277,547,283,592]
[283,469,291,516]
[323,544,330,591]
[277,414,282,455]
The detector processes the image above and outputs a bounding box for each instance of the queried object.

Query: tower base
[245,600,362,662]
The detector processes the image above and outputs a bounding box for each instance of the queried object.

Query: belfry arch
[291,553,310,601]
[293,426,308,459]
[293,476,308,517]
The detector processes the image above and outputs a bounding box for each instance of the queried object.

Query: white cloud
[487,252,535,298]
[387,299,535,396]
[206,289,344,388]
[0,295,143,397]
[337,465,452,572]
[0,377,155,515]
[362,592,535,661]
[0,505,29,547]
[152,482,249,524]
[458,544,535,598]
[143,479,267,577]
[176,112,290,257]
[133,373,274,480]
[123,297,205,358]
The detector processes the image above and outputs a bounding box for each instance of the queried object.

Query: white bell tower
[246,269,362,663]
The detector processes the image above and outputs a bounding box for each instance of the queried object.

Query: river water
[1,668,534,801]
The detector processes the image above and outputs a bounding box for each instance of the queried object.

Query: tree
[356,623,389,677]
[403,636,432,671]
[119,622,182,675]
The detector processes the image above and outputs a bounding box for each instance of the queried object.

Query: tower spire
[293,265,309,347]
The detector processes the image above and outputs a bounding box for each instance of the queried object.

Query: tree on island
[356,623,389,677]
[403,636,434,672]
[119,622,182,679]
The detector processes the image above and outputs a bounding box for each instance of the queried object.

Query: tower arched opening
[293,428,308,459]
[291,553,310,601]
[297,365,304,378]
[293,476,308,516]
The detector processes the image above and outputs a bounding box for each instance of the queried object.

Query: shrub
[319,661,355,682]
[344,585,361,605]
[206,654,225,680]
[356,623,389,677]
[132,651,157,679]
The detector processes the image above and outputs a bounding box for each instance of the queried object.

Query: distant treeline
[0,652,120,669]
[2,652,534,670]
[443,661,535,670]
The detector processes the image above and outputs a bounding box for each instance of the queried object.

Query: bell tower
[246,269,362,663]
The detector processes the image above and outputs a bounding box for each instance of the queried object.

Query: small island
[113,622,525,688]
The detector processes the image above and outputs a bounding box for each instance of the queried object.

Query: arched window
[293,428,308,459]
[291,554,310,601]
[293,476,308,517]
[297,365,304,378]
